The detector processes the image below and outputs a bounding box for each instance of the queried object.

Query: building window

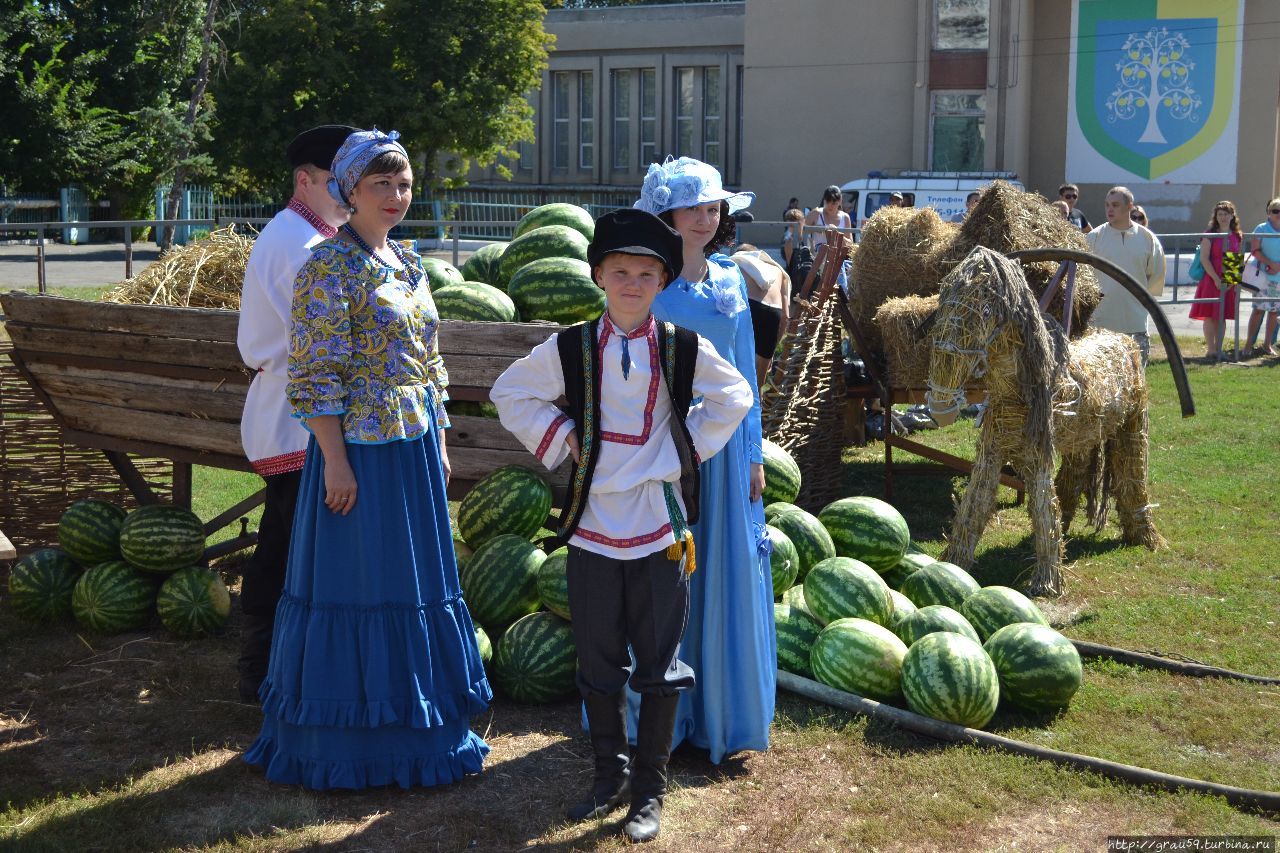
[612,70,632,170]
[640,68,656,166]
[579,71,594,170]
[734,65,743,183]
[934,0,989,50]
[675,65,725,164]
[702,66,721,168]
[930,92,985,170]
[552,72,570,170]
[675,67,696,158]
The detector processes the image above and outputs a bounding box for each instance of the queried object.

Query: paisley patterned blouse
[287,239,450,444]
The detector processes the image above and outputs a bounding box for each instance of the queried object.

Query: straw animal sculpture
[926,247,1163,597]
[102,225,253,309]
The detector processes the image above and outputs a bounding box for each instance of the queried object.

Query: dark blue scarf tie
[620,335,632,380]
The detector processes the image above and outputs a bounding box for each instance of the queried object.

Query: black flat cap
[588,208,684,281]
[286,124,360,169]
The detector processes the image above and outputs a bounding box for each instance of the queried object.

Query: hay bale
[847,206,957,351]
[874,294,938,389]
[927,181,1101,337]
[101,226,253,309]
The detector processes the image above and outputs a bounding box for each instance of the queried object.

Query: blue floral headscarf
[326,128,410,212]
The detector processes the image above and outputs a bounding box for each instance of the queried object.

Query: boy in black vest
[491,209,752,843]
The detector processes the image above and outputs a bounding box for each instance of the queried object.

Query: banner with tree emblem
[1066,0,1244,183]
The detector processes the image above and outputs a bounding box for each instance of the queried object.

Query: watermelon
[457,465,553,550]
[498,225,590,288]
[7,548,81,622]
[432,281,518,322]
[461,242,508,287]
[882,551,935,590]
[507,257,605,325]
[901,632,1000,728]
[71,560,155,633]
[894,604,981,647]
[769,508,835,583]
[960,586,1050,641]
[422,257,465,290]
[446,400,499,419]
[452,536,474,574]
[775,603,822,678]
[803,557,892,627]
[899,561,980,609]
[764,501,802,523]
[984,623,1083,711]
[818,496,910,572]
[57,499,126,566]
[492,611,577,703]
[460,534,545,627]
[474,624,493,663]
[810,617,908,702]
[156,566,230,637]
[536,547,571,621]
[780,584,813,618]
[761,439,801,505]
[765,525,799,598]
[118,504,206,574]
[513,203,595,242]
[887,589,917,635]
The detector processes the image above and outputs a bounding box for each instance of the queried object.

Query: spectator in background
[1244,197,1280,357]
[1059,184,1092,233]
[805,185,852,251]
[952,192,979,223]
[1085,186,1166,367]
[1051,200,1071,220]
[781,207,805,267]
[888,191,905,207]
[783,197,801,218]
[1130,205,1149,228]
[1188,200,1244,360]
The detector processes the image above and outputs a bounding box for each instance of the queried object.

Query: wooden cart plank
[18,350,254,385]
[1,291,239,340]
[31,368,246,422]
[438,320,563,357]
[6,324,247,372]
[49,395,246,457]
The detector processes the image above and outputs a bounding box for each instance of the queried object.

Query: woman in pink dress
[1187,200,1243,358]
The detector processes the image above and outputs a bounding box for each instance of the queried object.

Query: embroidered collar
[599,313,655,346]
[286,198,338,239]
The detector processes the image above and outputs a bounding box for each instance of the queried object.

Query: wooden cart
[0,291,570,559]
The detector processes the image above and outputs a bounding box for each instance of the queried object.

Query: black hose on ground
[1069,640,1280,685]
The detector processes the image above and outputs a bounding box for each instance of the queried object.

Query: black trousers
[565,544,695,698]
[240,469,302,620]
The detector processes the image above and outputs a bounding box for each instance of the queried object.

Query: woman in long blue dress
[629,156,776,762]
[244,129,490,790]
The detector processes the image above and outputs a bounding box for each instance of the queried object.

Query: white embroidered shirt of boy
[491,253,752,560]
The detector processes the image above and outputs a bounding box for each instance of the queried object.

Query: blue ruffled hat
[633,156,755,217]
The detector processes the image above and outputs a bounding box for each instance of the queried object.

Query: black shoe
[623,693,680,843]
[566,692,631,822]
[237,613,274,703]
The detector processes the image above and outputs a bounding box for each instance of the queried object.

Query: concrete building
[469,0,1280,237]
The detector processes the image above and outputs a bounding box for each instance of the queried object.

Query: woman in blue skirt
[628,157,776,762]
[244,128,490,790]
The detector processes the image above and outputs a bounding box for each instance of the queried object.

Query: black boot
[236,613,275,703]
[623,693,679,843]
[566,691,631,821]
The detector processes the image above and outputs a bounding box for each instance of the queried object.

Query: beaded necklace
[341,223,421,288]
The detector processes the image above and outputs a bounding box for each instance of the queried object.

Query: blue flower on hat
[633,156,754,216]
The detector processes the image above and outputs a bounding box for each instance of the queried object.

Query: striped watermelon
[761,439,801,505]
[156,566,230,637]
[446,400,499,419]
[423,258,465,290]
[764,501,802,524]
[513,203,595,242]
[765,525,799,597]
[474,624,493,663]
[498,225,590,287]
[901,632,1000,728]
[887,589,917,636]
[810,617,908,702]
[458,465,553,550]
[57,499,126,566]
[803,557,892,627]
[984,623,1082,711]
[492,611,577,703]
[818,496,910,572]
[7,548,81,622]
[961,586,1050,641]
[780,584,813,618]
[118,504,206,574]
[536,547,571,621]
[882,551,935,590]
[461,242,508,287]
[432,281,518,322]
[71,560,155,633]
[775,603,822,678]
[460,534,545,627]
[899,561,980,609]
[453,536,474,574]
[894,604,981,647]
[507,257,605,325]
[769,508,835,583]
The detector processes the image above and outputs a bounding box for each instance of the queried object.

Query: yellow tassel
[665,539,683,562]
[683,529,696,575]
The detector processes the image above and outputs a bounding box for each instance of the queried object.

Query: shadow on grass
[966,529,1131,589]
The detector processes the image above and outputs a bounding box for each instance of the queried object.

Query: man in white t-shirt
[1086,186,1166,367]
[235,124,355,702]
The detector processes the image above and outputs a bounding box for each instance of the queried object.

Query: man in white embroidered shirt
[1086,186,1167,368]
[491,209,751,843]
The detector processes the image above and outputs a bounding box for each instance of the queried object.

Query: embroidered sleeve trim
[536,413,571,460]
[573,523,673,549]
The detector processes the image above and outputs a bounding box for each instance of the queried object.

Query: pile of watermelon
[766,453,1083,729]
[431,203,605,327]
[454,465,578,705]
[6,499,229,639]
